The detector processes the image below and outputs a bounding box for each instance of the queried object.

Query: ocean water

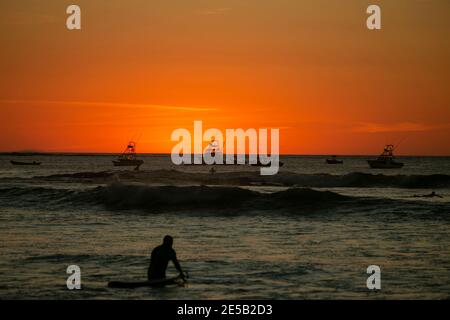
[0,154,449,299]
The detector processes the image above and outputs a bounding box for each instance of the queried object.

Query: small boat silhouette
[112,141,144,170]
[326,156,343,164]
[10,160,41,166]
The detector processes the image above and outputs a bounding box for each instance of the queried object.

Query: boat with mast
[367,144,404,169]
[112,141,144,170]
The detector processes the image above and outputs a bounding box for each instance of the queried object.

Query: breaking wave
[26,170,450,189]
[0,184,350,212]
[1,183,448,218]
[94,184,350,211]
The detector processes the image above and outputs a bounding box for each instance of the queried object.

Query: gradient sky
[0,0,449,154]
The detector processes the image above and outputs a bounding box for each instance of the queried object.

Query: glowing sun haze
[0,0,449,155]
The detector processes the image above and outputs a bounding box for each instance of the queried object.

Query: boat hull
[367,160,404,169]
[10,160,41,166]
[250,161,284,167]
[326,159,343,164]
[112,160,144,167]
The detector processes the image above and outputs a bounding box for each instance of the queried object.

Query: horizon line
[1,151,449,157]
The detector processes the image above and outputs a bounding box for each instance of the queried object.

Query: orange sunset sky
[0,0,449,155]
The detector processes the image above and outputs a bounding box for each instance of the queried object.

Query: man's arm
[172,251,184,279]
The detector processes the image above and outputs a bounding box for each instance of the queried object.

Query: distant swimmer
[148,235,185,282]
[413,191,443,198]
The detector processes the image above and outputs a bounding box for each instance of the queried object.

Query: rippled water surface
[0,155,449,299]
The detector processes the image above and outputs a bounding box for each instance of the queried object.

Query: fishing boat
[10,160,41,166]
[184,137,222,165]
[112,141,144,170]
[367,145,404,169]
[326,156,343,164]
[205,136,220,159]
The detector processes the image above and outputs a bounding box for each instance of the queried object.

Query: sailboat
[367,145,404,169]
[112,141,144,170]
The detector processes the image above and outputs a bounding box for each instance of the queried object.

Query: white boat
[368,145,404,169]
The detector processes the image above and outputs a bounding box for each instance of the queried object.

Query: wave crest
[0,184,351,212]
[29,170,450,189]
[95,183,350,211]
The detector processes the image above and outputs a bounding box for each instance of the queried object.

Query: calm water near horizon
[0,154,449,299]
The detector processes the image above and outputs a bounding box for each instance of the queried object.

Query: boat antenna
[135,132,142,144]
[125,132,142,145]
[395,136,407,150]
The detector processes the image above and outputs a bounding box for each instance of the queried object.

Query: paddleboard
[107,275,185,289]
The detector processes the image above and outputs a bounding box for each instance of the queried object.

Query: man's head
[163,235,173,247]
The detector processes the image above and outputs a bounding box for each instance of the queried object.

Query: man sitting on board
[148,235,185,281]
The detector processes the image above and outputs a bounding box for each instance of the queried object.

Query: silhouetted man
[148,235,184,281]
